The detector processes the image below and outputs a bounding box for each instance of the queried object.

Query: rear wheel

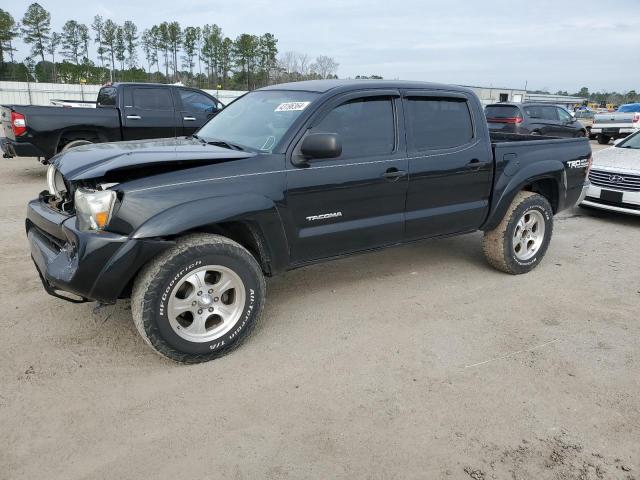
[482,191,554,275]
[597,134,610,145]
[131,234,266,363]
[62,139,93,151]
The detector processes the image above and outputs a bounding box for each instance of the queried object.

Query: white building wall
[462,86,527,105]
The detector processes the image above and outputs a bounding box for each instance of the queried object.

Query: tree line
[0,3,340,90]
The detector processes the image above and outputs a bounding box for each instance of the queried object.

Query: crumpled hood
[53,137,255,181]
[592,145,640,172]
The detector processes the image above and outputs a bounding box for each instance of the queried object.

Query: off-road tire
[62,139,93,151]
[482,191,554,275]
[597,134,610,145]
[131,233,266,363]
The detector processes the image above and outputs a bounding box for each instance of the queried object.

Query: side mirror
[300,133,342,160]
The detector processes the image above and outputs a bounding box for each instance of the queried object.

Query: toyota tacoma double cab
[1,82,223,163]
[26,80,591,363]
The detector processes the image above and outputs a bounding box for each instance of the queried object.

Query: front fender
[131,194,289,273]
[482,159,564,231]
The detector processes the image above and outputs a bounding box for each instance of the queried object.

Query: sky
[5,0,639,93]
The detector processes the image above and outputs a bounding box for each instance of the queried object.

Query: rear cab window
[405,95,475,150]
[97,87,117,107]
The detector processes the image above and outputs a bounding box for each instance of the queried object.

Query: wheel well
[119,222,272,300]
[186,222,273,276]
[56,130,102,152]
[523,179,558,212]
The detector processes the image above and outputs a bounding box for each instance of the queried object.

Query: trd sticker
[567,159,590,168]
[275,102,311,112]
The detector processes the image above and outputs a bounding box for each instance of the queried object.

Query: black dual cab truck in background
[1,82,224,163]
[27,80,591,363]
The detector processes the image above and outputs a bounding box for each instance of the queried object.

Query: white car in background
[581,131,640,215]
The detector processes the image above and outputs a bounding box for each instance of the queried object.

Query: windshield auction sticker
[275,102,311,112]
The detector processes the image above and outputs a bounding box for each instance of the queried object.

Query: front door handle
[466,159,487,170]
[183,116,196,121]
[383,168,407,181]
[126,115,142,120]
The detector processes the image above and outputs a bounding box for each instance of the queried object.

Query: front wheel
[131,234,266,363]
[482,192,554,274]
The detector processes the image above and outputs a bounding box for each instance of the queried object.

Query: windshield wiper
[190,134,207,144]
[206,139,245,151]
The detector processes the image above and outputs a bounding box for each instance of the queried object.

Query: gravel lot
[1,141,639,479]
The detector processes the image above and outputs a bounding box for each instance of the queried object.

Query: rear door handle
[183,116,196,121]
[383,168,407,180]
[126,115,141,120]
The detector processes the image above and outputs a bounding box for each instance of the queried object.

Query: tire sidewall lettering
[153,252,262,355]
[510,201,552,268]
[159,260,203,317]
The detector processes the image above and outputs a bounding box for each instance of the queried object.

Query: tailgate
[593,112,633,125]
[0,106,15,140]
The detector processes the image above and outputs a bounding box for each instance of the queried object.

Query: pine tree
[0,9,20,65]
[21,3,51,64]
[45,31,61,81]
[91,15,106,68]
[123,21,138,68]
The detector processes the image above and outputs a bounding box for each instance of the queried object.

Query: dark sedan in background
[485,103,587,137]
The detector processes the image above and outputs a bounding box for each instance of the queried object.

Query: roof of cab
[258,79,474,95]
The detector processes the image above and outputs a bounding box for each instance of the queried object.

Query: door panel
[402,92,493,240]
[286,94,408,263]
[176,88,221,136]
[122,86,177,140]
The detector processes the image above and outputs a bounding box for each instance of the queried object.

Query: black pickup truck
[26,80,591,363]
[1,82,223,162]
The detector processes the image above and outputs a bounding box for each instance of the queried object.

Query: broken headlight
[74,188,116,231]
[46,164,67,198]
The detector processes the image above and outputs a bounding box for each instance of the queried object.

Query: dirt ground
[1,141,639,480]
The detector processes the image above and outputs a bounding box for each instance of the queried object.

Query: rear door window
[541,106,559,121]
[132,87,173,110]
[311,97,395,158]
[405,96,474,150]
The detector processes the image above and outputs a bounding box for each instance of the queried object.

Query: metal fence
[0,81,246,106]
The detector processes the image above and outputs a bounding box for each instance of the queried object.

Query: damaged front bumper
[26,195,172,303]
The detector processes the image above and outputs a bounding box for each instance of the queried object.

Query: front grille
[589,169,640,192]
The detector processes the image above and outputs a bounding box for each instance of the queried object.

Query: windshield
[196,90,320,152]
[617,103,640,113]
[618,131,640,149]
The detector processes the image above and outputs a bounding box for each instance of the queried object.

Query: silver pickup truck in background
[591,103,640,145]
